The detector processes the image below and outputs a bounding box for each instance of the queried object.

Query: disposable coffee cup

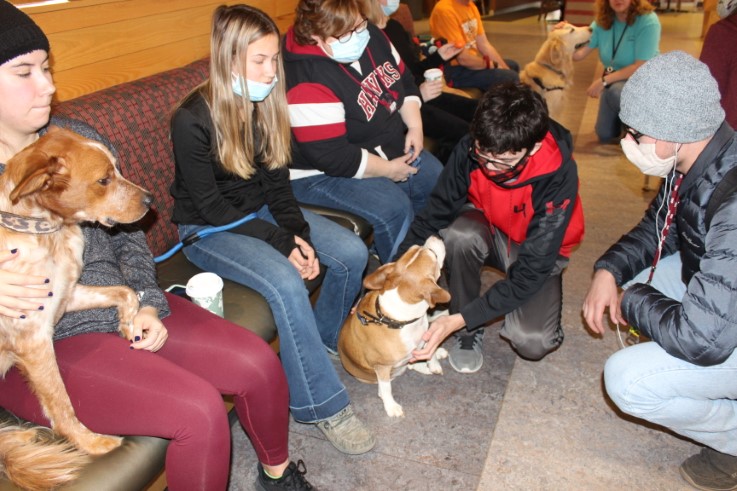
[185,272,224,317]
[424,68,443,82]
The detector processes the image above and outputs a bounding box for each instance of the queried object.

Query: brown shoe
[315,405,375,455]
[680,447,737,491]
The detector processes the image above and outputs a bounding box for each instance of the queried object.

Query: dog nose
[142,192,154,208]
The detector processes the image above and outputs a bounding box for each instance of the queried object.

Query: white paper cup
[424,68,443,82]
[185,272,224,317]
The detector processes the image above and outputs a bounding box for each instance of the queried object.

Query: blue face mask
[328,28,370,64]
[231,73,278,102]
[381,0,400,16]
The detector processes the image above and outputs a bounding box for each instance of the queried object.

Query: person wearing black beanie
[0,3,315,490]
[0,0,50,66]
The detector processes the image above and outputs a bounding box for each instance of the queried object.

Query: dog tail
[0,423,90,490]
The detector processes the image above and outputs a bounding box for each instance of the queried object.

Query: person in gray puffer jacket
[582,51,737,491]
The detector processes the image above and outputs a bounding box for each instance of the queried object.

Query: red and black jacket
[398,121,584,329]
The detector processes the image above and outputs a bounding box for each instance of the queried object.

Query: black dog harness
[356,296,420,330]
[531,62,565,92]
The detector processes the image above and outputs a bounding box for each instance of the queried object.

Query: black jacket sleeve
[397,137,474,256]
[594,180,678,286]
[621,191,737,366]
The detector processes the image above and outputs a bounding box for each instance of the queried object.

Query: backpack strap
[706,166,737,230]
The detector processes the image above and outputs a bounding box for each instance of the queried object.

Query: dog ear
[548,37,565,67]
[9,154,69,204]
[420,279,451,308]
[363,263,397,291]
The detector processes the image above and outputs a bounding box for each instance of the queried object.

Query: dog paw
[383,402,404,418]
[407,361,431,374]
[428,361,444,375]
[435,347,449,360]
[74,432,123,455]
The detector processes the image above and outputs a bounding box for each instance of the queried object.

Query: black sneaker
[680,447,737,491]
[255,460,316,491]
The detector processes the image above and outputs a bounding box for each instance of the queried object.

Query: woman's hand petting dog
[410,312,466,362]
[129,306,168,352]
[0,249,52,318]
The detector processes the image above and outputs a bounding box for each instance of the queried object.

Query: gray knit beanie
[0,0,50,66]
[620,51,724,143]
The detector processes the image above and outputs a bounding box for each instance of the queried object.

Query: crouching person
[399,82,584,372]
[582,51,737,491]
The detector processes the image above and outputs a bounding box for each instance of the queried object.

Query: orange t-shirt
[429,0,484,65]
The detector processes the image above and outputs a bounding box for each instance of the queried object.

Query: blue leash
[153,212,257,264]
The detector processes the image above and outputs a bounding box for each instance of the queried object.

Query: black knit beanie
[0,0,50,66]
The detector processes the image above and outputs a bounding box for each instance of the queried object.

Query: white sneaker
[447,331,484,374]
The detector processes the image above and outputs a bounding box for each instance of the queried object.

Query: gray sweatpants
[440,207,567,360]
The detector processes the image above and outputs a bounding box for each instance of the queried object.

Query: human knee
[510,332,560,361]
[175,383,230,437]
[443,216,490,258]
[603,350,659,417]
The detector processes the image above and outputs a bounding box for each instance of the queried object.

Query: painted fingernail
[20,315,26,319]
[10,249,17,254]
[44,278,50,284]
[38,306,44,311]
[134,336,141,342]
[48,292,53,297]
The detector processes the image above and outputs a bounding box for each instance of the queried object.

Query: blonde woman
[170,5,374,456]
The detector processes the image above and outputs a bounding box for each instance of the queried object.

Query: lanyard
[606,23,629,73]
[647,174,683,284]
[339,48,399,113]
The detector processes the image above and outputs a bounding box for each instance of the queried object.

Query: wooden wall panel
[26,0,297,101]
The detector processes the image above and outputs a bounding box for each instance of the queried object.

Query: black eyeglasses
[336,17,368,43]
[469,145,527,172]
[625,126,643,144]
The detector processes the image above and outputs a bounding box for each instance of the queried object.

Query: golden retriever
[520,25,592,120]
[0,127,152,489]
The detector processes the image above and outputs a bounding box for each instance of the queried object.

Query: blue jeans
[605,253,737,455]
[290,149,442,263]
[595,80,625,143]
[443,59,520,91]
[178,207,368,422]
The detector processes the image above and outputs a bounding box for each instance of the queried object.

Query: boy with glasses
[398,82,584,372]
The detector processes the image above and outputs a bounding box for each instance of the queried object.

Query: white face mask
[620,138,679,177]
[717,0,737,18]
[328,28,370,64]
[382,0,401,15]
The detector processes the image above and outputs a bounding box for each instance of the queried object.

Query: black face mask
[469,146,530,185]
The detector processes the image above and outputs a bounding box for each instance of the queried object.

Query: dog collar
[356,296,421,330]
[531,76,564,92]
[0,211,62,234]
[540,62,564,76]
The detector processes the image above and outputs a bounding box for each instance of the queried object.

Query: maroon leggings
[0,293,289,491]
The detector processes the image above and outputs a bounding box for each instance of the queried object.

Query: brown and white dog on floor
[520,24,592,120]
[0,127,152,489]
[338,236,450,417]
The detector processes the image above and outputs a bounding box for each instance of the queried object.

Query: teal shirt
[589,12,661,71]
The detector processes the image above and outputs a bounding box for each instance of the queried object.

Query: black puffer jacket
[595,122,737,366]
